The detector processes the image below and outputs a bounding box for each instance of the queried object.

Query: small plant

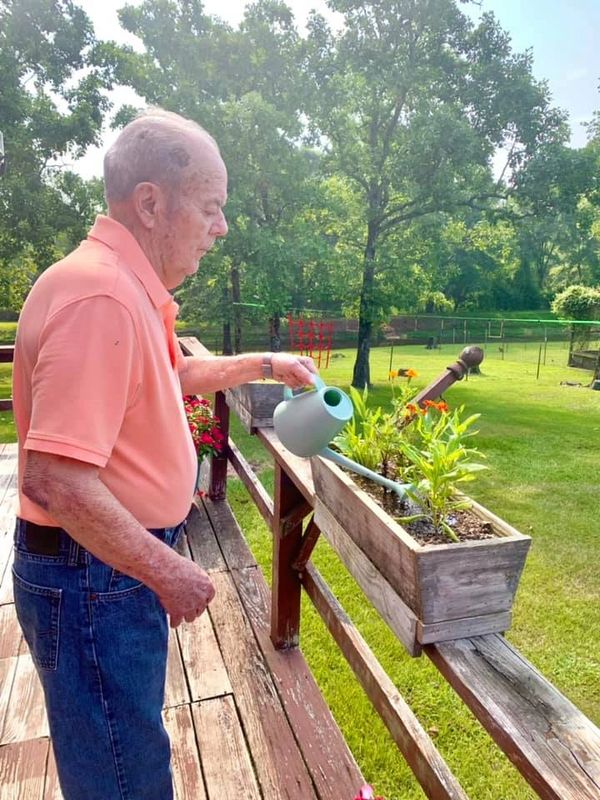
[333,386,406,480]
[398,404,487,542]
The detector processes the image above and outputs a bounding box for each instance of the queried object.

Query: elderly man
[12,108,316,800]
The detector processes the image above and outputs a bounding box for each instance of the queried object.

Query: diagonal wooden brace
[280,499,313,537]
[291,515,322,573]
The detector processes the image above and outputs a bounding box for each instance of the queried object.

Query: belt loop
[67,534,80,566]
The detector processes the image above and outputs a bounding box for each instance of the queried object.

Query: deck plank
[163,705,207,800]
[177,613,232,702]
[0,737,49,800]
[208,570,318,799]
[0,534,14,606]
[165,628,189,709]
[43,745,62,800]
[191,696,261,800]
[0,605,22,659]
[0,444,17,539]
[0,657,18,742]
[1,656,48,745]
[202,497,257,570]
[185,501,227,573]
[234,565,365,800]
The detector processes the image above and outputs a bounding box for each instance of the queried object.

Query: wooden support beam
[209,390,229,502]
[271,464,307,649]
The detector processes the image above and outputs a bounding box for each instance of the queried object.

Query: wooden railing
[179,337,600,800]
[0,345,14,412]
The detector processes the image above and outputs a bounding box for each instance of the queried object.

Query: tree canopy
[1,0,598,384]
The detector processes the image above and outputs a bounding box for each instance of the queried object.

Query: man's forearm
[179,353,265,395]
[179,351,318,396]
[24,469,180,593]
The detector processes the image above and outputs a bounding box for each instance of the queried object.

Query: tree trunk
[269,313,282,352]
[230,262,242,353]
[222,285,233,355]
[352,221,379,388]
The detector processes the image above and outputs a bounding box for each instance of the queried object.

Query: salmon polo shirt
[13,215,198,529]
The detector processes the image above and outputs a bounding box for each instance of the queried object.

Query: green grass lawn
[0,322,17,344]
[226,343,600,800]
[1,341,598,798]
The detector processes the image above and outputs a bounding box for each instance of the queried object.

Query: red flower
[183,394,223,464]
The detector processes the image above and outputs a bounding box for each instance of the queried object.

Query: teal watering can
[273,377,411,499]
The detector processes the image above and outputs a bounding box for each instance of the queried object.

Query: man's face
[158,145,228,289]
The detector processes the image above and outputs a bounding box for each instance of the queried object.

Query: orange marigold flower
[388,370,398,379]
[423,399,436,408]
[405,368,418,378]
[437,401,449,412]
[405,403,418,415]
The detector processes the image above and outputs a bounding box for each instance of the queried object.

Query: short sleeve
[25,296,142,467]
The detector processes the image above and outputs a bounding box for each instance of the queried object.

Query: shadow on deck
[0,443,362,799]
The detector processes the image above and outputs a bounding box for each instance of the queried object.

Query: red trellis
[287,315,334,369]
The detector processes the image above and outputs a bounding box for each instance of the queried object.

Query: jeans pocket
[12,567,62,671]
[107,569,145,595]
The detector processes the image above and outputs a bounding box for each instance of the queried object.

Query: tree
[0,0,109,306]
[100,0,345,351]
[304,0,567,386]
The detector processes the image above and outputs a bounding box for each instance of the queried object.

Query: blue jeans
[12,518,185,800]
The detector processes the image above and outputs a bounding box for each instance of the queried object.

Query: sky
[73,0,600,179]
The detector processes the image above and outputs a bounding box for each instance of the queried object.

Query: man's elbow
[22,469,52,511]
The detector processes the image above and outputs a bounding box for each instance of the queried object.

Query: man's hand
[155,556,215,627]
[271,353,318,389]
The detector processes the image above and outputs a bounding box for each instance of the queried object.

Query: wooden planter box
[225,381,285,433]
[310,455,531,653]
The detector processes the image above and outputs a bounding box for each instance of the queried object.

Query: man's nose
[212,209,228,237]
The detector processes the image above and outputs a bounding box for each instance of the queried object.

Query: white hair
[103,108,219,204]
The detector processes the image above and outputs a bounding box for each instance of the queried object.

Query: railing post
[271,463,305,649]
[209,389,230,501]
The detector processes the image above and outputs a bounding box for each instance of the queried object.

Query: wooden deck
[0,443,363,799]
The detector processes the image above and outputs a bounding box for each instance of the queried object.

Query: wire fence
[184,314,600,378]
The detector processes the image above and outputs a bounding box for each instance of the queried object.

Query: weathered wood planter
[310,456,531,654]
[225,381,285,433]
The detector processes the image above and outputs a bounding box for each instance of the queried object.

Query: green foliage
[333,386,405,477]
[551,284,600,321]
[399,405,487,542]
[0,0,108,306]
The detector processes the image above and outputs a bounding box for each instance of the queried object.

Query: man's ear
[132,182,163,229]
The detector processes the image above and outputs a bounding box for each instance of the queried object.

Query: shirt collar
[87,215,174,312]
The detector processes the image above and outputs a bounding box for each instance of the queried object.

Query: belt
[23,521,64,556]
[18,519,185,556]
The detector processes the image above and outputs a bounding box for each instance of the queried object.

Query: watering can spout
[319,447,412,499]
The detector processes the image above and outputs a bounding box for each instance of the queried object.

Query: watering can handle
[283,375,325,400]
